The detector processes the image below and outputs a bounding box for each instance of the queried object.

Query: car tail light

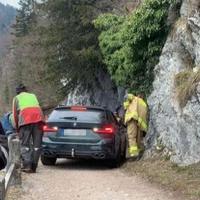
[42,125,58,132]
[70,106,87,111]
[93,124,115,134]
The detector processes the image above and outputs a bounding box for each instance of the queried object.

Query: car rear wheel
[121,142,127,162]
[41,155,57,166]
[108,159,120,168]
[107,146,121,168]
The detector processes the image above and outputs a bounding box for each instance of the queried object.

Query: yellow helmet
[125,93,134,101]
[123,93,134,110]
[123,101,129,110]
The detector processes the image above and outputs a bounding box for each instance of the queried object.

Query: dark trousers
[19,123,43,171]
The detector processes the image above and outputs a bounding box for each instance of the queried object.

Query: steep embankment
[146,0,200,166]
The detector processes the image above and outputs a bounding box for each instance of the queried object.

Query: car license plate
[64,129,86,136]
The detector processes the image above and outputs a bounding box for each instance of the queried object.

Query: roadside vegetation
[94,0,175,95]
[175,69,200,108]
[124,158,200,200]
[0,0,176,110]
[1,0,120,111]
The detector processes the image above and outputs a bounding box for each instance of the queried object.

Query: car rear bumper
[42,139,116,159]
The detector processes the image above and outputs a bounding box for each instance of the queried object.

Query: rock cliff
[65,68,125,112]
[146,0,200,165]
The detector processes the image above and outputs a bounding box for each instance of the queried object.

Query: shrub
[94,0,175,95]
[175,69,200,108]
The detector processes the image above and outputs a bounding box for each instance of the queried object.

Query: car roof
[55,105,110,112]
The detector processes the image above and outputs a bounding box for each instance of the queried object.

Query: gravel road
[19,159,183,200]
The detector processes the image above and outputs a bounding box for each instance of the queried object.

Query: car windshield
[48,109,106,123]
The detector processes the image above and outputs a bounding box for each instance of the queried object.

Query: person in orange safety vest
[12,83,44,173]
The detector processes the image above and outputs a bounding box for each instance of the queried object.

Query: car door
[110,111,127,155]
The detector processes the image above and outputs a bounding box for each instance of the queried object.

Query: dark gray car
[41,106,127,167]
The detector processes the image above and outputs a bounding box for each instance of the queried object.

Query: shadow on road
[44,159,119,171]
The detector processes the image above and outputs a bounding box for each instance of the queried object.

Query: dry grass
[171,18,188,40]
[174,69,200,108]
[123,158,200,200]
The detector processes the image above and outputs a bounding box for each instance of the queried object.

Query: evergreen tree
[4,0,129,108]
[40,0,116,93]
[13,0,36,37]
[0,3,16,33]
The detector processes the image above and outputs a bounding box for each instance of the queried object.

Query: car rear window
[48,109,106,123]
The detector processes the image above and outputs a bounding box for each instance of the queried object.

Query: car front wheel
[41,155,57,166]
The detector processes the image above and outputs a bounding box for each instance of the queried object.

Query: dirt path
[19,159,183,200]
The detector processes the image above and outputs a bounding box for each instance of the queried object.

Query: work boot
[129,145,139,157]
[21,167,34,173]
[128,148,144,162]
[21,162,35,173]
[31,163,37,173]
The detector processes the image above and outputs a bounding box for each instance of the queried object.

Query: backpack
[1,112,14,135]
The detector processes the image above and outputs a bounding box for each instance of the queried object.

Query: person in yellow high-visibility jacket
[123,93,148,158]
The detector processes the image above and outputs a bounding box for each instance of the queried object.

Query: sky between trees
[0,0,19,8]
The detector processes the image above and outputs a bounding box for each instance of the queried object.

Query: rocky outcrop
[146,0,200,166]
[65,68,125,112]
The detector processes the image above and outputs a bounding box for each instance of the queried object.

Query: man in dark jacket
[13,84,44,173]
